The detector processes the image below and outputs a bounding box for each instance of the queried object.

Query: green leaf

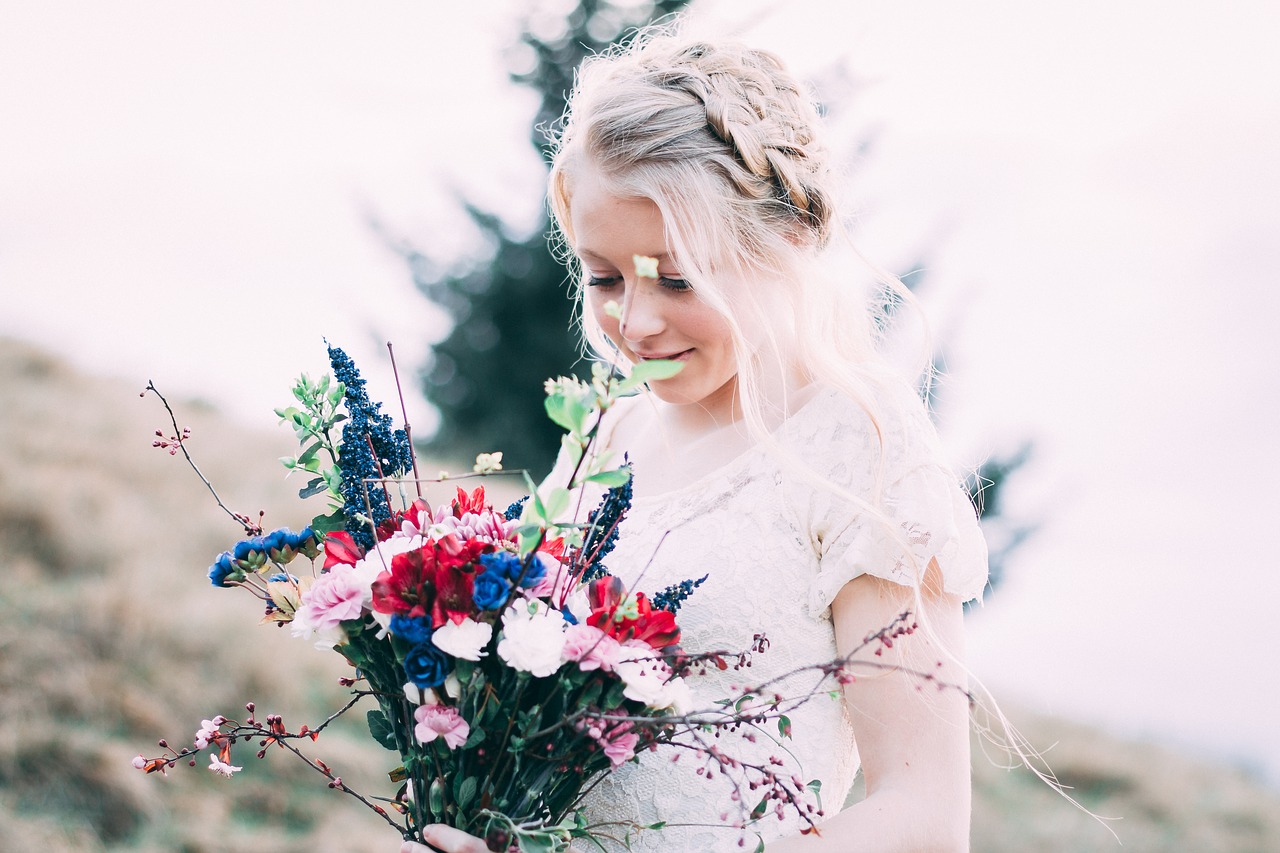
[618,359,683,391]
[310,509,344,534]
[463,726,486,749]
[806,778,823,810]
[778,714,792,739]
[543,486,570,522]
[299,477,327,499]
[749,795,768,820]
[582,467,631,489]
[455,775,477,811]
[544,393,588,435]
[366,710,397,751]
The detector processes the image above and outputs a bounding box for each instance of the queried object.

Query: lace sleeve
[797,386,989,618]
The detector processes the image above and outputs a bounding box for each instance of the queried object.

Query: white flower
[633,254,659,279]
[431,617,493,661]
[497,600,567,678]
[208,754,242,777]
[472,451,503,474]
[443,671,462,700]
[402,684,439,706]
[614,645,689,710]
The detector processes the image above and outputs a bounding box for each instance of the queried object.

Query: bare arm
[766,562,972,853]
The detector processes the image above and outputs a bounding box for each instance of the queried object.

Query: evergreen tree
[399,0,690,478]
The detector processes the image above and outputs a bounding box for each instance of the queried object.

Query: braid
[556,36,834,246]
[649,42,832,241]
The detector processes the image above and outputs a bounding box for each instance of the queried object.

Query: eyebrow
[577,248,670,263]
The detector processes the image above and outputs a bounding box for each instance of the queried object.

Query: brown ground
[1,337,1276,852]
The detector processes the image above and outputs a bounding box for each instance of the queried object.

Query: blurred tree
[396,0,691,478]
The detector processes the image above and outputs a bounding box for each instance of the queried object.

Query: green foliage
[406,0,691,477]
[275,371,346,523]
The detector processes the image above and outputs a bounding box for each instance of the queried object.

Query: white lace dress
[563,384,989,851]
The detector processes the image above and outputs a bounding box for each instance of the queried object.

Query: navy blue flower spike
[652,573,709,615]
[578,465,632,583]
[328,345,413,549]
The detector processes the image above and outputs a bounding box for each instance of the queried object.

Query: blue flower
[232,537,264,561]
[208,552,236,587]
[403,641,450,688]
[389,614,433,645]
[472,569,511,611]
[477,551,543,588]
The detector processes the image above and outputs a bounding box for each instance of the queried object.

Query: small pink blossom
[131,754,146,770]
[562,623,620,672]
[578,718,639,768]
[194,716,226,749]
[208,754,242,777]
[414,704,470,749]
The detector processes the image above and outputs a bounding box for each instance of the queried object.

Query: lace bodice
[560,384,989,851]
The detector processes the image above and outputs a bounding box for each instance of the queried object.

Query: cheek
[586,291,623,346]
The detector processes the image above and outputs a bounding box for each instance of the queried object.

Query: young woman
[404,29,988,853]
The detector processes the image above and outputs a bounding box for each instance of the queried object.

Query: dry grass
[2,337,1277,852]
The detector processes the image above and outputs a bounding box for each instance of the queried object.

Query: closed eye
[586,275,621,288]
[658,277,691,292]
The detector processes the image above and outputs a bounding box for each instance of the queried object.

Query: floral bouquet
[136,344,721,850]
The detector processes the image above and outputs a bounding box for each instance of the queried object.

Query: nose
[618,280,664,343]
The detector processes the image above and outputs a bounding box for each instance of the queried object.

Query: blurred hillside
[1,337,1277,852]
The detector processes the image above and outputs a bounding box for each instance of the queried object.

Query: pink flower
[208,754,242,776]
[600,724,639,767]
[131,754,146,770]
[562,623,621,672]
[414,704,470,749]
[528,553,570,600]
[194,716,225,749]
[292,566,368,644]
[577,717,639,767]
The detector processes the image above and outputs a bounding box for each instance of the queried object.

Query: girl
[405,29,988,853]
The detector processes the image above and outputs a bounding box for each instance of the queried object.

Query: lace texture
[567,385,988,851]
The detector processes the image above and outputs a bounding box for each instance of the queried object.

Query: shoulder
[780,376,942,487]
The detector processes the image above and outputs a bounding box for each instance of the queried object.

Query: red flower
[452,486,488,518]
[370,540,491,627]
[322,531,363,569]
[586,576,680,649]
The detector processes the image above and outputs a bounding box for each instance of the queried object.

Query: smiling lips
[636,349,693,362]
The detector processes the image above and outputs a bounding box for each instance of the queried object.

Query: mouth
[636,349,692,362]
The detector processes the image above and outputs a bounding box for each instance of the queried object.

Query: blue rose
[478,551,545,589]
[403,642,450,689]
[472,569,511,611]
[514,555,547,589]
[389,614,433,645]
[208,552,236,587]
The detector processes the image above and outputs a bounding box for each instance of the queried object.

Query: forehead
[566,164,667,263]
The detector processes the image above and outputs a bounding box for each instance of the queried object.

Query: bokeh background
[2,1,1278,850]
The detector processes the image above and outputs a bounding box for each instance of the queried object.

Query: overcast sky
[3,0,1278,783]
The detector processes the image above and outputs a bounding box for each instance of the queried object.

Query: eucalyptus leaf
[618,358,683,391]
[583,467,631,489]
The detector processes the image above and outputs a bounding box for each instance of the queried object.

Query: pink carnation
[295,566,367,634]
[562,623,621,672]
[414,704,470,750]
[529,552,570,600]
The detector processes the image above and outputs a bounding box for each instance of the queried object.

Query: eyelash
[586,275,691,292]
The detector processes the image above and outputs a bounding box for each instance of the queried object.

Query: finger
[401,843,435,853]
[421,823,490,852]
